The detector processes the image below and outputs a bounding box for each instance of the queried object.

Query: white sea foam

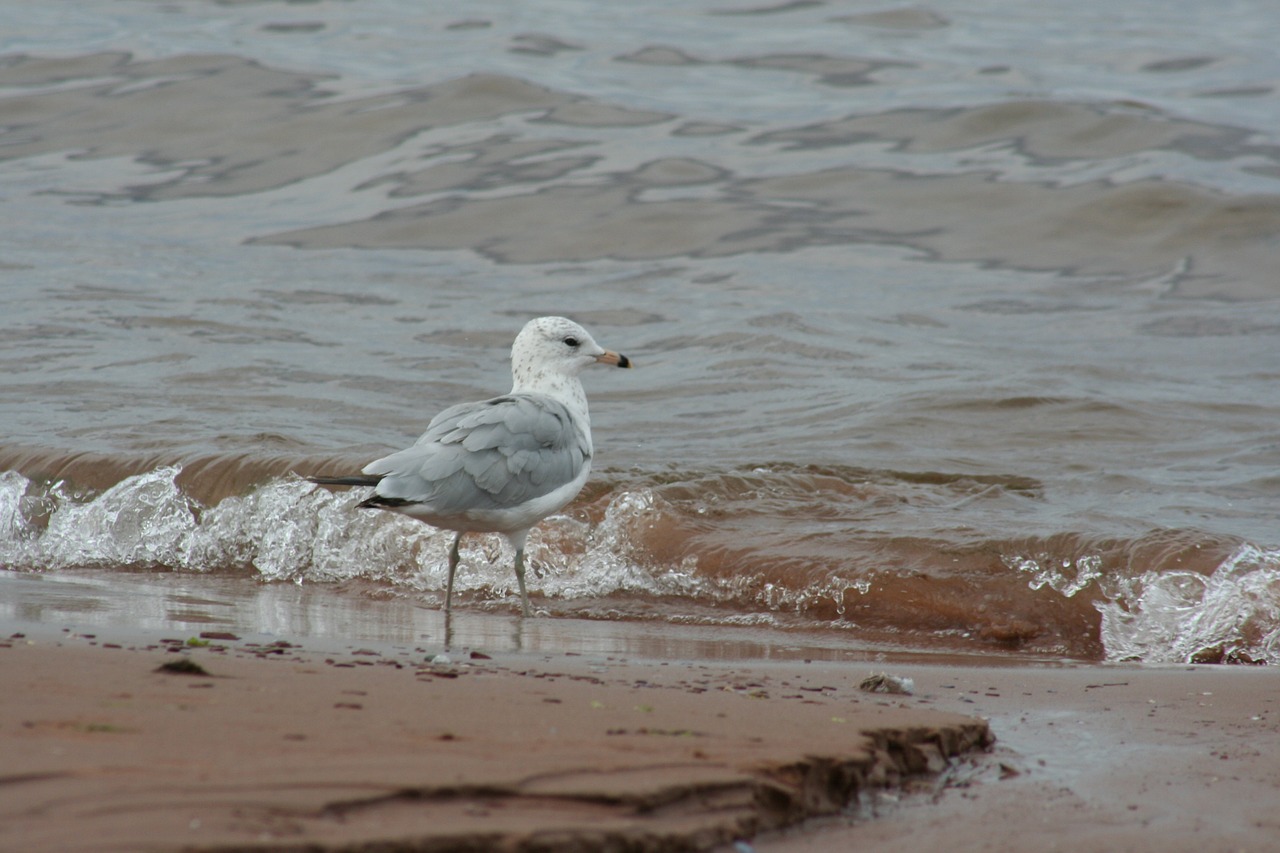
[1096,544,1280,664]
[5,467,1279,663]
[1006,552,1104,598]
[23,467,200,570]
[0,469,700,604]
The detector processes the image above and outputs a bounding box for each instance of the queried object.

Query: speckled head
[510,316,632,393]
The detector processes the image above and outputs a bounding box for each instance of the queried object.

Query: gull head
[510,316,632,391]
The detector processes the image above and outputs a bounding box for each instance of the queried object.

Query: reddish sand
[2,632,985,852]
[761,663,1280,853]
[2,630,1277,852]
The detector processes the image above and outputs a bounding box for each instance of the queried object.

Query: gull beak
[595,349,633,369]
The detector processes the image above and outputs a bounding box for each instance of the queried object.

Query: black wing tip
[307,475,415,511]
[357,495,416,509]
[307,474,383,488]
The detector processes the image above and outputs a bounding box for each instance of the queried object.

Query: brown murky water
[2,0,1279,663]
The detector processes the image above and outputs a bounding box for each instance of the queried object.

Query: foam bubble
[1096,544,1280,664]
[1006,552,1104,597]
[37,466,200,570]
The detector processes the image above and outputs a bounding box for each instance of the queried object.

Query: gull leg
[445,533,462,613]
[513,547,531,617]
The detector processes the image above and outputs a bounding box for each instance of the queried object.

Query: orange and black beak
[595,350,633,369]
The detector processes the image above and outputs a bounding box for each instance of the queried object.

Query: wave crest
[1096,544,1280,665]
[3,464,1278,663]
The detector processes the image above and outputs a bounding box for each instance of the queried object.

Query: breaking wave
[1095,544,1280,665]
[1,464,1276,664]
[0,466,706,599]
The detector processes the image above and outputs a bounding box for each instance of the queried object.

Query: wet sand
[762,662,1280,853]
[3,627,1276,852]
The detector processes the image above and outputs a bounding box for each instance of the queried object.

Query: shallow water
[2,0,1279,664]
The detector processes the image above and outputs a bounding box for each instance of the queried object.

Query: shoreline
[761,660,1280,852]
[3,621,1277,852]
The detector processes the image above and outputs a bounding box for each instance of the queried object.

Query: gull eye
[563,336,580,348]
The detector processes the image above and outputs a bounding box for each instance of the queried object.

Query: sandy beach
[2,624,1276,852]
[762,662,1280,853]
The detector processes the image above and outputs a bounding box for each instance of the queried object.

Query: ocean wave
[2,464,1276,663]
[0,466,703,598]
[1095,544,1280,665]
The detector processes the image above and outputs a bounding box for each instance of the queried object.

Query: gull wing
[360,394,589,514]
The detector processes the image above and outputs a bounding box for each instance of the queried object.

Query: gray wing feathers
[361,394,588,513]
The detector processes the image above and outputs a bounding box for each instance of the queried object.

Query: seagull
[309,316,632,617]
